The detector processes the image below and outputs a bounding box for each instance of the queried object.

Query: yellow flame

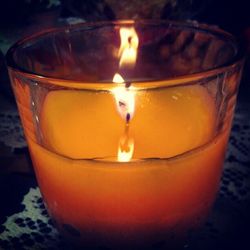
[111,27,138,162]
[112,73,135,162]
[112,73,124,84]
[112,74,135,121]
[118,27,139,68]
[117,126,134,162]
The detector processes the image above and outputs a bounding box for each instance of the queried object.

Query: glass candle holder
[6,20,244,249]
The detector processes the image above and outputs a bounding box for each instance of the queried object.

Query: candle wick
[128,36,132,46]
[125,82,131,88]
[126,113,131,123]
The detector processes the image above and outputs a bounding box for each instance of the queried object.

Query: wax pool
[20,83,228,248]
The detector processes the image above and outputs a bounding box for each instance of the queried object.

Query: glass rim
[6,19,246,89]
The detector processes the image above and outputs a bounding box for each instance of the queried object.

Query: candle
[7,21,243,249]
[24,82,228,249]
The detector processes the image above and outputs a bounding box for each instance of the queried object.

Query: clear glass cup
[6,20,244,249]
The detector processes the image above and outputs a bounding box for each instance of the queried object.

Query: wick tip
[125,82,131,88]
[126,113,131,123]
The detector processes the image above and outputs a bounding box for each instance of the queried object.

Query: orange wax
[25,84,229,248]
[40,85,215,159]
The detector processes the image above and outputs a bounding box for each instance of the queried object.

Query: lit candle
[27,86,228,247]
[10,24,235,249]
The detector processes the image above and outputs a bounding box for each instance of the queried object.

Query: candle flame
[117,126,134,162]
[113,73,124,84]
[112,74,135,162]
[118,27,139,68]
[111,27,139,162]
[112,74,135,121]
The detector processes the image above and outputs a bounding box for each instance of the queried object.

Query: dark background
[1,0,250,101]
[0,1,250,249]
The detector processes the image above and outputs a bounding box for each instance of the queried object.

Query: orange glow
[118,27,139,68]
